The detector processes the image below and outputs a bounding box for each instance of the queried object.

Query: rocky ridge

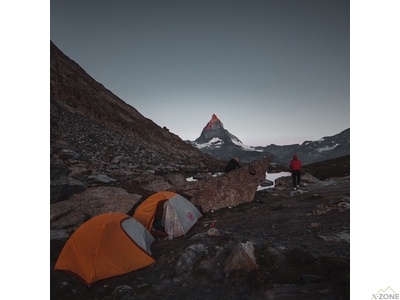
[189,114,350,165]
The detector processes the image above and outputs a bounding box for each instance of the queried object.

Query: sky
[50,0,350,146]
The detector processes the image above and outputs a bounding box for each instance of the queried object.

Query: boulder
[86,174,117,185]
[192,173,214,180]
[207,227,220,237]
[50,162,71,203]
[164,173,187,186]
[259,179,274,187]
[124,174,172,193]
[224,241,260,273]
[301,172,320,183]
[68,164,92,178]
[176,244,209,273]
[171,156,273,212]
[50,186,141,231]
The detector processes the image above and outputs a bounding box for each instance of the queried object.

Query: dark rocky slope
[51,156,350,300]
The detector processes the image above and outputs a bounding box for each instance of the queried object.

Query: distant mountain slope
[189,114,349,165]
[187,114,280,164]
[278,128,350,165]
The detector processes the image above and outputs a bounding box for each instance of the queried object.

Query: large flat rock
[171,156,273,212]
[50,186,141,231]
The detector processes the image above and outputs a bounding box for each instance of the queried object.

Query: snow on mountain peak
[194,137,224,149]
[231,139,263,152]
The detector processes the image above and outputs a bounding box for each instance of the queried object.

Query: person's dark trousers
[292,170,301,187]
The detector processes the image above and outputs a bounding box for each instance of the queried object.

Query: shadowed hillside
[302,155,350,180]
[51,41,223,161]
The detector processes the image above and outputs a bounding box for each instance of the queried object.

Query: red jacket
[289,155,302,171]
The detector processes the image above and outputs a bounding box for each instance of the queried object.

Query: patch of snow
[257,172,291,191]
[305,138,325,145]
[316,143,339,153]
[213,172,225,177]
[194,137,224,149]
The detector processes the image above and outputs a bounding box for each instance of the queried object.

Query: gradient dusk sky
[50,0,350,146]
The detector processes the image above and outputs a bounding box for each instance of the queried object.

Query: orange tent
[54,212,156,285]
[133,191,203,239]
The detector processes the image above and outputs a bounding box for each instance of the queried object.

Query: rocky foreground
[50,156,350,300]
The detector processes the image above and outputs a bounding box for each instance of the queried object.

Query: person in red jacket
[289,154,302,190]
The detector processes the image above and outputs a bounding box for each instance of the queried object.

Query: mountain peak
[211,113,220,120]
[194,113,243,147]
[203,113,224,132]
